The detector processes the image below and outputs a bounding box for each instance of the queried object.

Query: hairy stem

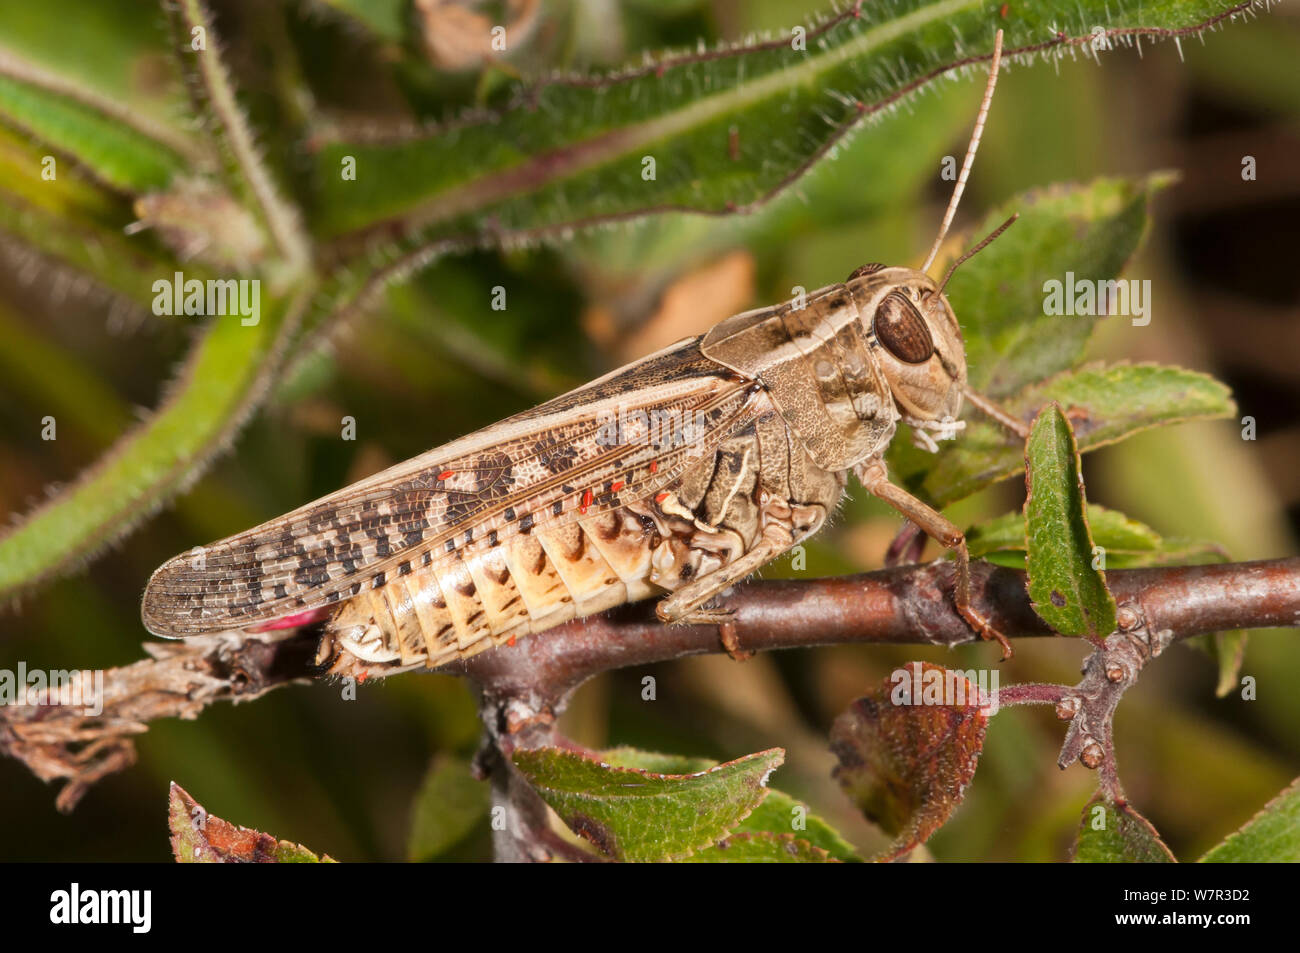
[167,0,309,269]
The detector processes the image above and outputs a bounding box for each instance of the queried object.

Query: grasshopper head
[848,265,967,425]
[846,26,1009,445]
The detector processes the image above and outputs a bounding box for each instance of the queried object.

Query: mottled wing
[141,339,761,636]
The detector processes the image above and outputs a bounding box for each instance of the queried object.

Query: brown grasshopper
[142,32,1029,675]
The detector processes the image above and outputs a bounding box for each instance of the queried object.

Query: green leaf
[1024,402,1117,640]
[734,788,862,862]
[949,174,1173,398]
[599,746,861,861]
[169,782,334,863]
[0,0,187,119]
[1201,776,1300,862]
[889,362,1236,508]
[968,504,1163,567]
[0,57,195,193]
[600,746,716,775]
[0,289,307,600]
[0,122,179,310]
[310,3,1245,247]
[1072,793,1176,863]
[681,832,839,863]
[830,663,989,862]
[512,746,783,862]
[407,754,491,862]
[969,509,1228,571]
[966,505,1247,696]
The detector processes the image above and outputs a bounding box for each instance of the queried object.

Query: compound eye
[873,292,934,364]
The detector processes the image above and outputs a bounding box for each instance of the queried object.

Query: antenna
[935,212,1018,297]
[961,385,1031,439]
[921,29,1004,274]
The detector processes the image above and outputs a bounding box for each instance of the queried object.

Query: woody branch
[460,556,1300,857]
[2,557,1297,814]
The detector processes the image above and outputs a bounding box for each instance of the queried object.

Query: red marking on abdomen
[249,607,332,632]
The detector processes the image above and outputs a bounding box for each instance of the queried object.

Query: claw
[957,603,1014,661]
[658,601,750,661]
[718,620,752,662]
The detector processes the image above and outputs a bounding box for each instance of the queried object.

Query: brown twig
[454,558,1300,700]
[1,628,315,811]
[3,557,1297,813]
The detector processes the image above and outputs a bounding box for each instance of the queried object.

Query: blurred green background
[1,0,1298,861]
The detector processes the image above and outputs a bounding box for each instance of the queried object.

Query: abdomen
[318,409,844,677]
[320,506,662,675]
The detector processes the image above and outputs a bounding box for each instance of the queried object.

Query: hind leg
[654,491,830,661]
[654,520,795,626]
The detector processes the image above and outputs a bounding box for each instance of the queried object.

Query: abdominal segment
[318,505,668,677]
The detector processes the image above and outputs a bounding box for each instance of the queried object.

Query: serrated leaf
[830,663,989,862]
[311,3,1247,249]
[1200,776,1300,863]
[600,746,716,775]
[1024,402,1117,640]
[681,832,838,863]
[513,746,783,862]
[889,362,1236,508]
[599,746,861,861]
[407,753,491,862]
[949,175,1172,398]
[1072,793,1176,863]
[168,782,334,863]
[0,291,306,600]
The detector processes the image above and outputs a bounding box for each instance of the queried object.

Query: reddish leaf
[168,782,333,863]
[830,662,990,861]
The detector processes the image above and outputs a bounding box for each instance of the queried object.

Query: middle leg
[855,458,1013,659]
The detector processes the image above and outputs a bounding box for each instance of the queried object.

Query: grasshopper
[142,32,1029,675]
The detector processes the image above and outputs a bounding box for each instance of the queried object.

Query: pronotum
[142,31,1031,677]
